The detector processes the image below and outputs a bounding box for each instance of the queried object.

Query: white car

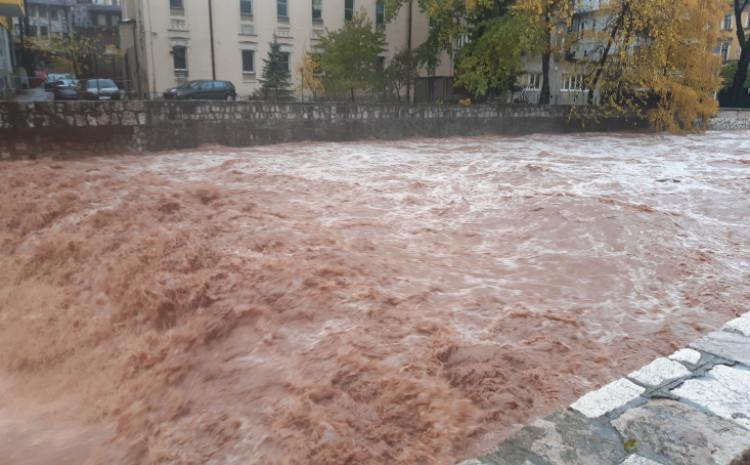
[44,73,78,90]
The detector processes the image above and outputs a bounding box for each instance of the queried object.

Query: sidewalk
[461,312,750,465]
[13,88,53,102]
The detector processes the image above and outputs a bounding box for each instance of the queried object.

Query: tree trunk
[539,14,552,106]
[730,0,750,105]
[540,50,551,105]
[350,87,355,102]
[732,49,750,104]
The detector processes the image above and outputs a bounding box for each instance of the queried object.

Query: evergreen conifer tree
[260,38,293,100]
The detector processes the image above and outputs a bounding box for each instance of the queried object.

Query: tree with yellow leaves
[581,0,724,131]
[298,53,324,101]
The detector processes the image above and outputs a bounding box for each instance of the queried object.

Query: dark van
[163,80,237,100]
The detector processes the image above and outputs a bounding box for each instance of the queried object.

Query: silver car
[82,79,123,100]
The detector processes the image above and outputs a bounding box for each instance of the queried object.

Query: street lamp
[120,17,141,99]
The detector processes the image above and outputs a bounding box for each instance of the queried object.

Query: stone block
[612,399,750,465]
[690,331,750,365]
[479,409,626,465]
[570,378,644,418]
[724,313,750,338]
[671,364,750,430]
[122,112,136,126]
[621,455,666,465]
[628,357,691,387]
[669,348,702,365]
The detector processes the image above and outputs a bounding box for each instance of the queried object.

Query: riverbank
[461,311,750,465]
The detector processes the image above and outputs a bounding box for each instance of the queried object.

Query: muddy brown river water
[1,132,749,465]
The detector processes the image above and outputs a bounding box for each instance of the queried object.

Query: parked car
[52,81,79,101]
[44,73,77,90]
[81,79,123,100]
[163,80,237,100]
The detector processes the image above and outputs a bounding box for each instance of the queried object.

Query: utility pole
[406,0,413,104]
[208,0,216,80]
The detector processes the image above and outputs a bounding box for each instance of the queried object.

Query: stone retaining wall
[709,108,750,130]
[0,101,643,159]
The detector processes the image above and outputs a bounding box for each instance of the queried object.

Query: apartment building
[0,0,22,96]
[718,7,749,63]
[25,0,74,38]
[119,0,451,99]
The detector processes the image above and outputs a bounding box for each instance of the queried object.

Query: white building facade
[120,0,451,99]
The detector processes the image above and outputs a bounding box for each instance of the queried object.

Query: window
[170,0,184,13]
[173,46,187,71]
[561,73,584,91]
[312,0,323,21]
[279,52,290,71]
[721,42,730,62]
[345,0,354,21]
[277,0,288,18]
[40,25,49,37]
[723,13,733,30]
[524,73,542,90]
[376,0,385,26]
[98,14,107,26]
[50,9,58,20]
[242,50,255,74]
[240,0,252,17]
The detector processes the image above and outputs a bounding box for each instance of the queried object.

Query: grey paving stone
[628,357,691,387]
[690,331,750,366]
[620,455,665,465]
[480,409,626,465]
[570,378,644,418]
[612,399,750,465]
[724,313,750,338]
[669,348,702,365]
[672,364,750,430]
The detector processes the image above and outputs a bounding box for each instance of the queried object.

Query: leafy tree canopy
[318,14,386,101]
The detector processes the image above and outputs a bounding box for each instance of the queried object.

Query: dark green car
[163,80,237,100]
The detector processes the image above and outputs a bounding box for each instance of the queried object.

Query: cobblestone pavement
[460,311,750,465]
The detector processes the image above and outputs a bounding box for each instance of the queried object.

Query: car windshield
[88,79,116,88]
[187,81,203,89]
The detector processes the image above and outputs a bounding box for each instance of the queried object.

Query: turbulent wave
[0,132,748,465]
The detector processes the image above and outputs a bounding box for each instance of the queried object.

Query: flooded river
[1,132,748,465]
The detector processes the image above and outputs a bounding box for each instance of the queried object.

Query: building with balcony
[25,0,74,38]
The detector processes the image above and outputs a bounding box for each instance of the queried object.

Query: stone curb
[460,311,750,465]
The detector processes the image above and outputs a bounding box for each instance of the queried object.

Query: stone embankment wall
[0,101,643,159]
[709,108,750,130]
[461,311,750,465]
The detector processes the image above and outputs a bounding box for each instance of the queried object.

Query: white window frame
[240,0,253,18]
[241,49,255,74]
[723,14,733,31]
[524,73,542,91]
[561,73,585,92]
[312,0,323,22]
